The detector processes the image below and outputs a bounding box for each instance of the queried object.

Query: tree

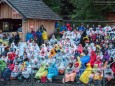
[71,0,113,20]
[43,0,114,20]
[59,0,76,19]
[43,0,75,20]
[43,0,60,13]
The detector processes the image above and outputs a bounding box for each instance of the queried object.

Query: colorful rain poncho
[35,64,48,79]
[80,63,92,84]
[80,55,90,64]
[47,63,58,79]
[0,26,114,84]
[0,60,6,71]
[11,65,20,78]
[22,62,32,79]
[92,64,98,73]
[104,65,114,80]
[89,50,97,67]
[49,48,56,58]
[103,51,110,61]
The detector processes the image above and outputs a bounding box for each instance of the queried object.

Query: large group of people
[0,23,115,86]
[0,31,20,46]
[26,25,48,46]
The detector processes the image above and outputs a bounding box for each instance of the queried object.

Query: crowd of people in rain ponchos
[0,31,20,47]
[0,23,115,86]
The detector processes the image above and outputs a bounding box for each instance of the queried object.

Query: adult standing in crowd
[42,28,48,44]
[26,30,34,42]
[31,29,36,38]
[36,28,43,46]
[59,24,67,37]
[14,32,20,46]
[9,34,15,45]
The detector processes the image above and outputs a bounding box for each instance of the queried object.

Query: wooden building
[0,0,61,41]
[107,12,115,21]
[105,10,115,25]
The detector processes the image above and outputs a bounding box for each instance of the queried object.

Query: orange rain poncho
[49,48,56,58]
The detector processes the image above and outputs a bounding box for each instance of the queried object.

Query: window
[0,19,22,32]
[3,22,10,31]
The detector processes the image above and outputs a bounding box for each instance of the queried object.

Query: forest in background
[43,0,115,20]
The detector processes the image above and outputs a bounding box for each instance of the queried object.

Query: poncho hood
[103,51,110,61]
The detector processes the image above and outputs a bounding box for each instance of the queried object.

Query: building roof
[4,0,62,20]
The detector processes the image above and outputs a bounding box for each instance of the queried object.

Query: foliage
[59,0,76,19]
[43,0,114,20]
[71,0,113,20]
[43,0,60,13]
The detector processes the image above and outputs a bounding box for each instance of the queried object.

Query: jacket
[26,32,34,41]
[42,31,48,40]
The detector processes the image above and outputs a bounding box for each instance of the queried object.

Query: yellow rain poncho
[96,45,101,50]
[77,56,81,68]
[42,31,48,40]
[3,41,8,46]
[54,44,59,51]
[0,39,3,43]
[80,63,92,84]
[83,36,89,43]
[93,72,102,80]
[92,64,98,73]
[0,39,8,46]
[20,62,26,71]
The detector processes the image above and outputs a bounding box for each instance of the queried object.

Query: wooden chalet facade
[0,0,61,41]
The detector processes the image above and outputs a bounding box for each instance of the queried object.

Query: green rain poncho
[35,64,48,79]
[0,60,7,71]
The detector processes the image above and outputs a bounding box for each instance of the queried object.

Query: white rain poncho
[22,64,32,79]
[11,65,20,78]
[50,35,58,45]
[0,44,5,54]
[104,65,114,79]
[90,43,96,51]
[103,26,112,32]
[58,60,65,70]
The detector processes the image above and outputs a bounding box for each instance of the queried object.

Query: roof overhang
[0,0,27,20]
[0,0,62,21]
[0,0,5,3]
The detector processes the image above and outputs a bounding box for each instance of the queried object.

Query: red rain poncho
[89,50,97,67]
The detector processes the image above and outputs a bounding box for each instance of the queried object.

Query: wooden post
[22,19,27,41]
